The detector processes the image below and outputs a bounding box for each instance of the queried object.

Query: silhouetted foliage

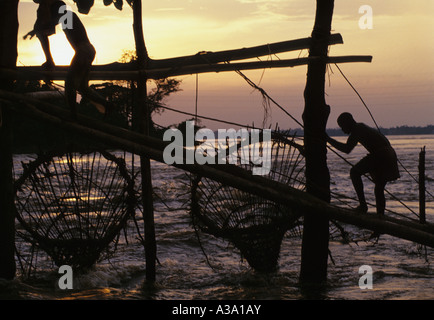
[74,0,135,14]
[11,70,181,153]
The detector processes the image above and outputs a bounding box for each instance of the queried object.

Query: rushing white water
[6,135,434,300]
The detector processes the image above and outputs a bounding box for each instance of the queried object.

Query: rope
[228,63,304,129]
[195,73,199,123]
[334,63,380,130]
[157,103,304,142]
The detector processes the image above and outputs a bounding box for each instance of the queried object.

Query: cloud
[154,8,185,12]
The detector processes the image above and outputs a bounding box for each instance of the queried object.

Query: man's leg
[367,180,387,240]
[36,34,55,70]
[75,46,112,115]
[80,85,110,114]
[374,180,386,216]
[350,167,367,212]
[66,45,95,118]
[65,71,78,118]
[350,157,372,213]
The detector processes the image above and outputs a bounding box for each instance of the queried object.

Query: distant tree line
[282,125,434,138]
[326,125,434,136]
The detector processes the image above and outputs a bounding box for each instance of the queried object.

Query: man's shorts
[353,147,400,183]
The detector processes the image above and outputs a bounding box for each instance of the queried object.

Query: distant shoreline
[287,125,434,137]
[326,125,434,136]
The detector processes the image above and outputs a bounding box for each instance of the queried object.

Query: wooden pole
[300,0,334,285]
[147,33,343,69]
[4,55,372,81]
[419,146,426,224]
[0,0,18,280]
[146,55,372,79]
[132,0,157,282]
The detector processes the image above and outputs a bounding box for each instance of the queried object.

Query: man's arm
[327,134,357,154]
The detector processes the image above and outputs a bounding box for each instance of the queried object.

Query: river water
[3,135,434,301]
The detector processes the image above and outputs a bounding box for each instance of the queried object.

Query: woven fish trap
[191,133,306,272]
[14,150,136,270]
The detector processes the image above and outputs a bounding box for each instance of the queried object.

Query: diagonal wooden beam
[0,89,433,249]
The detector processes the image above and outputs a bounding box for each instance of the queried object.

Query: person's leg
[65,51,85,119]
[36,34,55,70]
[65,68,78,118]
[79,85,110,114]
[374,180,386,216]
[367,180,387,240]
[66,44,107,117]
[350,156,372,213]
[76,45,113,115]
[350,167,367,212]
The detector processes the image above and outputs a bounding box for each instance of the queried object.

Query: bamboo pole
[145,55,372,79]
[25,91,65,99]
[132,0,157,282]
[146,33,343,68]
[1,91,434,248]
[3,55,372,81]
[419,147,426,224]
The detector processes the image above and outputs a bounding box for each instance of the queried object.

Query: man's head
[337,112,356,134]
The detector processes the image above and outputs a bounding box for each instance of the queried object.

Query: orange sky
[17,0,434,130]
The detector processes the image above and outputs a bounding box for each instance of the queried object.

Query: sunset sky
[16,0,434,131]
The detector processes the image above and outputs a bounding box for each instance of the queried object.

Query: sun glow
[46,33,75,66]
[16,0,434,129]
[19,35,75,67]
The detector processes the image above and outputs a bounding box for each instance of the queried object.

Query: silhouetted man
[24,0,110,118]
[327,112,400,216]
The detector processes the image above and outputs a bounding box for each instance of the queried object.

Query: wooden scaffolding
[0,0,432,286]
